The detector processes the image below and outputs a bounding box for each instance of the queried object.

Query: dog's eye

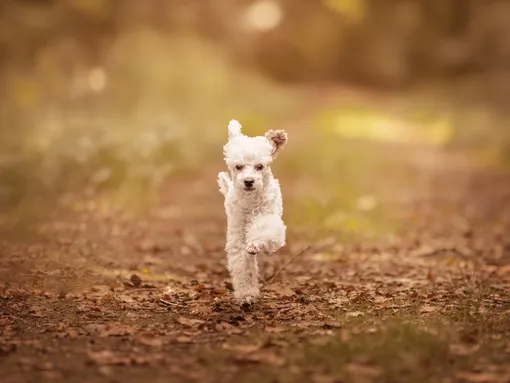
[254,164,264,171]
[235,164,244,171]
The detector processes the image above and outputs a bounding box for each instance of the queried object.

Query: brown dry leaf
[31,311,45,318]
[177,317,206,328]
[455,371,510,383]
[346,311,364,318]
[117,294,136,304]
[234,349,285,366]
[197,292,214,302]
[293,321,321,329]
[268,285,295,298]
[84,324,108,334]
[217,322,244,334]
[87,349,132,366]
[130,274,142,287]
[59,329,79,339]
[137,333,164,347]
[131,355,163,366]
[264,326,286,333]
[176,336,193,344]
[449,344,480,356]
[420,304,437,314]
[100,324,136,337]
[190,305,211,316]
[211,288,228,296]
[223,343,263,353]
[496,265,510,280]
[374,296,389,304]
[323,321,342,329]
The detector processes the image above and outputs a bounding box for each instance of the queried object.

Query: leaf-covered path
[1,108,510,383]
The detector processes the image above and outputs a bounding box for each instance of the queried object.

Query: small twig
[487,298,510,305]
[266,246,310,285]
[158,299,179,307]
[262,239,337,285]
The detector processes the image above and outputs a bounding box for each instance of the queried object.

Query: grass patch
[302,321,452,383]
[295,286,510,383]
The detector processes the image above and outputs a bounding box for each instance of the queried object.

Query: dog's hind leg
[226,225,260,306]
[226,249,260,306]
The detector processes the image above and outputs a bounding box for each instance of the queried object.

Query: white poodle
[218,120,288,307]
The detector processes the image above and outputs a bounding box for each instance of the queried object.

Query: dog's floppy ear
[228,120,242,140]
[265,129,288,157]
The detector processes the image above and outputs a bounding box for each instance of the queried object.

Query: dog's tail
[217,172,231,196]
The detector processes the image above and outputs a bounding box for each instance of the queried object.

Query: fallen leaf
[322,321,342,329]
[211,288,227,296]
[87,349,132,366]
[223,343,263,353]
[137,333,164,347]
[177,317,205,328]
[130,274,142,288]
[264,326,286,333]
[31,311,44,318]
[449,344,480,356]
[57,329,79,339]
[84,324,108,334]
[346,311,364,318]
[268,285,295,298]
[420,304,437,314]
[216,322,243,334]
[234,349,285,366]
[455,371,510,383]
[197,292,214,302]
[100,324,136,337]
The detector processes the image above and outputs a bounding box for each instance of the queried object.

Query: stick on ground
[265,245,311,285]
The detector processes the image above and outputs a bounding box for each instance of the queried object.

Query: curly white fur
[218,120,288,306]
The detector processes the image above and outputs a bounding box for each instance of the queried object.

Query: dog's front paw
[246,242,261,255]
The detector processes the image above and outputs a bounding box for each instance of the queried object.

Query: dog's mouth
[243,187,256,192]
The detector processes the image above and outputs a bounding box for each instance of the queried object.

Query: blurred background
[1,0,510,237]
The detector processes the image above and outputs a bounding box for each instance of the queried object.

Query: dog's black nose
[244,178,255,188]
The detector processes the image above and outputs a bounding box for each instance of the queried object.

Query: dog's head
[223,120,287,193]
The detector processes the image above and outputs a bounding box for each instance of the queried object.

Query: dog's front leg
[246,214,286,255]
[217,172,231,197]
[226,226,260,306]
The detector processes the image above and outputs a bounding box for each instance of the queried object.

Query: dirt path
[1,111,510,383]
